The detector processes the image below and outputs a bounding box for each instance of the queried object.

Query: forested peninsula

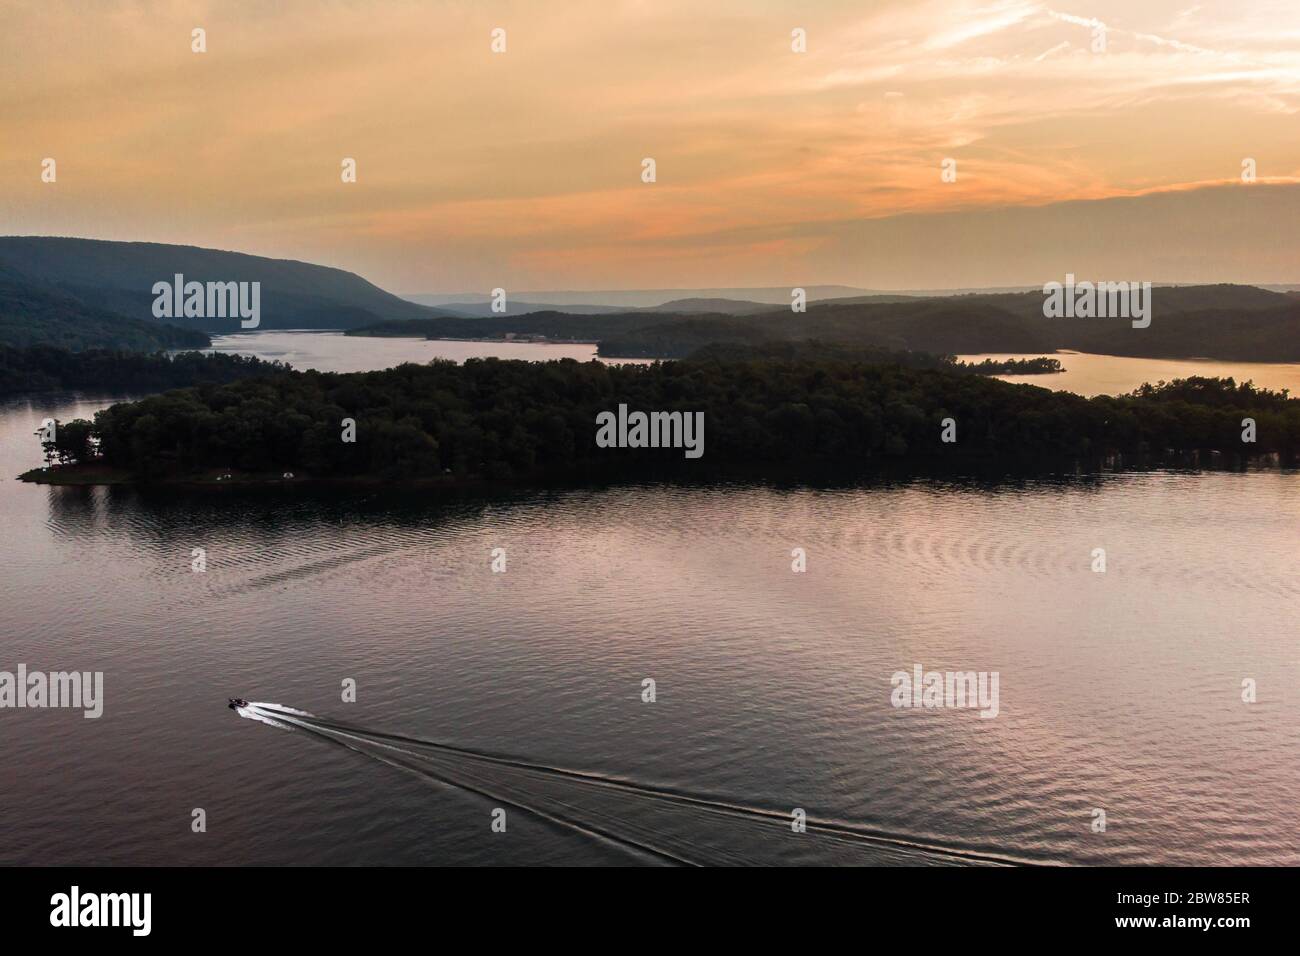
[22,353,1297,487]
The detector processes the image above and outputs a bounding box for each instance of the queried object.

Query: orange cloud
[3,0,1299,290]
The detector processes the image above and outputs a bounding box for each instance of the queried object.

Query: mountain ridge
[0,236,451,335]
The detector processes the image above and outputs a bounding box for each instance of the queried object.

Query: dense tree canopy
[0,346,288,395]
[0,275,209,351]
[36,354,1300,484]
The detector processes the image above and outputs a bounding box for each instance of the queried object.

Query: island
[20,351,1298,487]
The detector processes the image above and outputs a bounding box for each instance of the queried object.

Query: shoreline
[17,464,493,491]
[19,449,1287,491]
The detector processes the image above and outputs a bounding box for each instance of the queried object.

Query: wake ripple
[238,703,1023,867]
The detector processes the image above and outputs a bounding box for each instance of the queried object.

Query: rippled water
[2,384,1297,866]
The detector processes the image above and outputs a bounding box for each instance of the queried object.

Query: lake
[205,330,653,373]
[959,350,1300,398]
[2,332,1297,865]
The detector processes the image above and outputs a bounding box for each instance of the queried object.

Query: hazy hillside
[0,270,209,350]
[353,283,1300,362]
[349,298,1054,358]
[0,237,446,332]
[1060,303,1300,361]
[423,301,634,317]
[9,236,1294,362]
[787,294,923,308]
[414,296,787,317]
[401,285,875,309]
[951,284,1291,322]
[647,298,782,315]
[599,286,1300,359]
[346,310,659,341]
[600,300,1054,357]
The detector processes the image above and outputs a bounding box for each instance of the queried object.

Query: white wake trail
[233,701,314,730]
[249,702,314,716]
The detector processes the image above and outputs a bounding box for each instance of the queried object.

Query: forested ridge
[0,237,445,333]
[0,346,289,396]
[28,353,1300,485]
[686,341,1061,374]
[346,284,1300,361]
[0,274,210,351]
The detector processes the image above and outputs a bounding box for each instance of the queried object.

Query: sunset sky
[4,0,1300,292]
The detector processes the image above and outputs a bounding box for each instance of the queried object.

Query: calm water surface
[960,350,1300,397]
[2,334,1297,865]
[206,330,652,373]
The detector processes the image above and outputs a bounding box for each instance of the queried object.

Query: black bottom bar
[0,865,1278,941]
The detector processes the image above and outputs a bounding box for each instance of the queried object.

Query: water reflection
[960,350,1300,397]
[3,393,1298,866]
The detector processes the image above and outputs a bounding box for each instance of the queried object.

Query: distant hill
[599,299,1054,358]
[348,298,1051,358]
[647,298,781,315]
[1059,303,1300,361]
[949,284,1291,321]
[0,269,208,350]
[9,236,1297,363]
[792,294,922,308]
[0,237,448,333]
[421,300,635,317]
[419,296,789,317]
[598,285,1300,359]
[346,310,655,341]
[401,285,876,309]
[353,283,1300,362]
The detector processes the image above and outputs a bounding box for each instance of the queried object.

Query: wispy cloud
[2,0,1299,289]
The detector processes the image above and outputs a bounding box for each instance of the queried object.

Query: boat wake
[236,701,1023,867]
